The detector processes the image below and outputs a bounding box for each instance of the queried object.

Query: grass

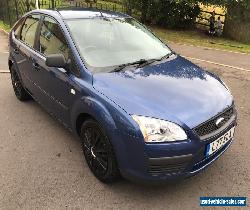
[152,26,250,54]
[0,21,11,32]
[1,1,250,54]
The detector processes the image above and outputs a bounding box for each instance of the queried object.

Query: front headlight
[132,115,187,143]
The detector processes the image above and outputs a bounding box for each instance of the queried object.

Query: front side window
[20,15,40,48]
[66,18,172,73]
[39,16,79,76]
[39,16,69,60]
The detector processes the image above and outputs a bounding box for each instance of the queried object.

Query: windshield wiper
[136,52,175,69]
[159,52,174,61]
[136,58,159,69]
[110,52,175,73]
[110,59,148,73]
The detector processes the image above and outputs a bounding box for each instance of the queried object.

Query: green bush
[124,0,200,29]
[148,0,200,29]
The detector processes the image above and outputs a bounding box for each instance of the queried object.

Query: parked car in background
[8,8,237,183]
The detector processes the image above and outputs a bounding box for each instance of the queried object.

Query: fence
[196,10,226,30]
[0,0,130,28]
[74,1,127,13]
[0,0,225,32]
[0,0,70,26]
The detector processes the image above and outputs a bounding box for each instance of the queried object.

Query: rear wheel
[10,66,31,101]
[80,119,120,183]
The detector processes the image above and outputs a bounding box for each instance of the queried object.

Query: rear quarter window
[13,18,25,39]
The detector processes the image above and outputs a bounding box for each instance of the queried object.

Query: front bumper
[117,121,236,184]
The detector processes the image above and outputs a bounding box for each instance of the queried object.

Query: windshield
[66,18,172,73]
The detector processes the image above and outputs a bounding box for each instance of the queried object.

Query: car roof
[28,8,130,19]
[58,8,130,19]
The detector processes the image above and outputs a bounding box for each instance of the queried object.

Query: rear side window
[39,16,69,60]
[20,15,40,48]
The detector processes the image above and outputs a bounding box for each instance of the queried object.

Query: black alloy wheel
[80,119,120,183]
[10,66,31,101]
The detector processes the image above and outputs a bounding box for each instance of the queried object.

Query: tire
[10,66,31,101]
[80,119,120,183]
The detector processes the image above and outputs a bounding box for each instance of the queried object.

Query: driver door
[31,15,80,126]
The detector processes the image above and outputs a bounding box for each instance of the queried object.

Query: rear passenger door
[12,14,41,94]
[33,15,80,126]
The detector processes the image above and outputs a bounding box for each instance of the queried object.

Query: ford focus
[8,8,237,183]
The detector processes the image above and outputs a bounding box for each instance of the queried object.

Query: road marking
[183,56,250,73]
[168,41,250,56]
[0,70,9,73]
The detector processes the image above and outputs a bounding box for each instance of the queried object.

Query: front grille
[193,106,235,138]
[148,155,193,176]
[149,163,187,176]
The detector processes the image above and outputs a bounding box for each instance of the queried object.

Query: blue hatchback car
[9,8,237,183]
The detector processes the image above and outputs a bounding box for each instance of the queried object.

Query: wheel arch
[71,96,118,138]
[75,113,95,136]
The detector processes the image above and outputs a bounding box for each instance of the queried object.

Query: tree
[124,0,149,23]
[124,0,134,15]
[124,0,200,27]
[200,0,250,43]
[141,0,149,23]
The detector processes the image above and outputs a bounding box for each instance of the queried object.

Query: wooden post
[51,0,55,9]
[5,0,11,25]
[14,0,19,20]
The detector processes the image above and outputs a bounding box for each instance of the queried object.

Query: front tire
[10,66,31,101]
[80,119,120,183]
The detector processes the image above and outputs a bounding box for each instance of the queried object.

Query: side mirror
[45,54,67,68]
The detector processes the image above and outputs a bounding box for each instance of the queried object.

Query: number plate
[206,127,235,156]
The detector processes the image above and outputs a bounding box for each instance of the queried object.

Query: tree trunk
[141,0,149,23]
[125,0,133,16]
[25,0,30,12]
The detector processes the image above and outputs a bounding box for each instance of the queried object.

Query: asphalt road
[0,30,249,209]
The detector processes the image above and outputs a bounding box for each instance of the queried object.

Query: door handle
[32,62,40,70]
